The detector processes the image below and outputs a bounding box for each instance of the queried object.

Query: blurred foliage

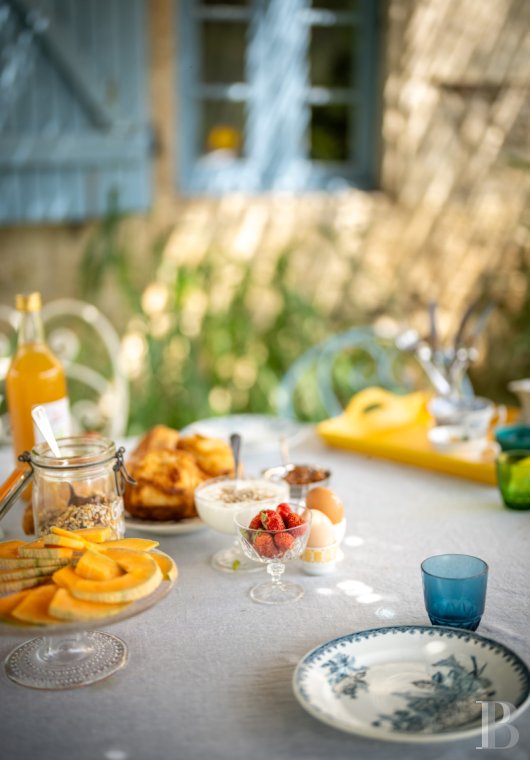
[78,198,530,432]
[80,210,334,433]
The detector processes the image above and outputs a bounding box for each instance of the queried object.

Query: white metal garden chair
[0,298,129,442]
[276,326,434,422]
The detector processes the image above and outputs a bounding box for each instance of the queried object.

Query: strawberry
[249,513,263,530]
[254,532,278,558]
[260,510,285,531]
[285,512,306,537]
[274,532,295,553]
[276,502,292,522]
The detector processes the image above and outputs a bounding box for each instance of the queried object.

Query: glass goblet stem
[268,561,285,585]
[38,632,93,663]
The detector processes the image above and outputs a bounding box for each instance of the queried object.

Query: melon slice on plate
[53,551,162,603]
[63,550,162,603]
[0,565,63,582]
[0,540,26,557]
[152,552,178,582]
[75,550,124,582]
[74,526,113,542]
[52,566,81,591]
[11,585,59,625]
[49,526,109,548]
[49,588,130,621]
[0,588,34,618]
[18,540,74,560]
[41,533,86,550]
[0,554,72,569]
[0,575,52,594]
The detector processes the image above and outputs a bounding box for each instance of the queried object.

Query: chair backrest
[275,326,431,422]
[0,298,129,441]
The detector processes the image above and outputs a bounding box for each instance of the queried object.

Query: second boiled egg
[306,487,344,525]
[307,509,336,548]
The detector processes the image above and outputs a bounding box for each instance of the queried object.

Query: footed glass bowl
[0,573,174,690]
[195,476,289,573]
[234,504,311,604]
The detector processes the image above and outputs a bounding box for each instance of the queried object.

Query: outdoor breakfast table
[0,428,528,760]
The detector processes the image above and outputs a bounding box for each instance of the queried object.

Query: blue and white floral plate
[293,626,530,743]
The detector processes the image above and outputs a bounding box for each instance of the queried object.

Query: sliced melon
[0,575,52,593]
[0,540,26,557]
[41,533,86,550]
[99,538,159,552]
[49,588,130,621]
[18,539,74,560]
[152,551,178,582]
[11,585,60,624]
[52,566,80,591]
[18,547,74,560]
[0,553,72,569]
[49,526,103,549]
[67,550,162,603]
[0,565,64,582]
[0,588,34,618]
[75,550,124,582]
[75,526,114,542]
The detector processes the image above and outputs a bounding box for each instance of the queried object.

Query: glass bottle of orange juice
[6,292,71,464]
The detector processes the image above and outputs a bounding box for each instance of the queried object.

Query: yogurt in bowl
[195,476,289,535]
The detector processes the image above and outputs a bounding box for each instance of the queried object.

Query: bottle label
[32,398,71,444]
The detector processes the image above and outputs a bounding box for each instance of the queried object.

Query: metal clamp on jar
[0,435,135,538]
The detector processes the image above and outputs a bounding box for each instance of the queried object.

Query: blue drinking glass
[421,554,488,631]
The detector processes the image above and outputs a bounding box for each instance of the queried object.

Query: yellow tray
[317,389,511,486]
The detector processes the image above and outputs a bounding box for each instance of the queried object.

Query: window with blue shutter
[178,0,379,194]
[0,0,151,224]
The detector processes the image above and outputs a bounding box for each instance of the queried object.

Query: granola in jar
[27,436,130,538]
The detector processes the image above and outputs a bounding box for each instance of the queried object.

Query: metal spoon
[230,433,242,480]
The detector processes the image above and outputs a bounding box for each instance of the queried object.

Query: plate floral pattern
[293,625,530,743]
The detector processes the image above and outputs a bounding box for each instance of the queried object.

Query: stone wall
[1,0,529,373]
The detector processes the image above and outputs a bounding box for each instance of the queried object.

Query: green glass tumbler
[496,450,530,510]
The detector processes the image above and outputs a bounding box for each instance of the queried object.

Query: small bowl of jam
[262,463,331,501]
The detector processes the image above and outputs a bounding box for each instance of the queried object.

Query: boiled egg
[306,487,344,525]
[307,509,336,548]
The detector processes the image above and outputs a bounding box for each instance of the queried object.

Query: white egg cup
[301,543,338,575]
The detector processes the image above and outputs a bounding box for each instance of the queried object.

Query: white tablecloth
[0,432,529,760]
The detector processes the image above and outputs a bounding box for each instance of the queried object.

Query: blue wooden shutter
[0,0,151,223]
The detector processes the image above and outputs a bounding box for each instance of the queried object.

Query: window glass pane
[201,22,247,83]
[200,100,245,158]
[310,105,349,161]
[310,26,354,88]
[310,0,357,9]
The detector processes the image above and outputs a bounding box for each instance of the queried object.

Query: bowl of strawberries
[233,502,311,605]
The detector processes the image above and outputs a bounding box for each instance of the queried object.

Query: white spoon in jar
[31,405,61,457]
